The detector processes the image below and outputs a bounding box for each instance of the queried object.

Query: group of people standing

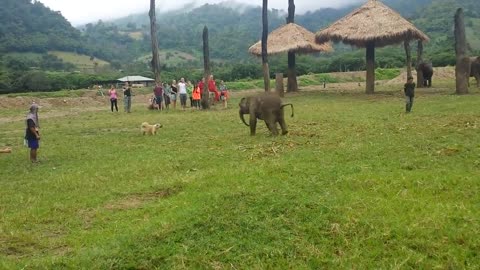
[151,75,229,111]
[105,75,229,113]
[107,82,132,113]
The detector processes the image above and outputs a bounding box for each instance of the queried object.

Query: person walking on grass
[108,85,118,112]
[25,103,40,163]
[123,82,132,113]
[404,76,416,113]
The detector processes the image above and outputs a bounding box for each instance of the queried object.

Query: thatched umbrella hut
[249,23,332,91]
[249,23,332,55]
[316,0,429,94]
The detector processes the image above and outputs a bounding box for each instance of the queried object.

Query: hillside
[1,0,480,94]
[0,0,84,54]
[98,0,480,66]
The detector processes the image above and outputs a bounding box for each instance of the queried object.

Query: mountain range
[0,0,480,93]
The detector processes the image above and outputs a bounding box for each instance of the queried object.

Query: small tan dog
[141,122,162,135]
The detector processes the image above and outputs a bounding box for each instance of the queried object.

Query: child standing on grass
[192,82,201,109]
[404,76,416,113]
[219,80,229,109]
[25,103,40,163]
[187,80,193,108]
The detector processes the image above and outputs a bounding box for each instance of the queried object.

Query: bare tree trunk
[202,26,210,109]
[286,0,297,92]
[365,42,375,94]
[262,0,270,92]
[149,0,161,82]
[276,73,284,97]
[455,8,469,95]
[416,41,424,88]
[404,40,412,79]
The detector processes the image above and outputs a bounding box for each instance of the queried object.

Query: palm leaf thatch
[315,0,429,47]
[249,23,333,56]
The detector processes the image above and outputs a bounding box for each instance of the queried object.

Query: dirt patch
[104,186,183,210]
[386,67,455,84]
[0,91,157,124]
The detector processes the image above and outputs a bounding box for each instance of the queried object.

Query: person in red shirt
[208,75,220,103]
[198,78,205,95]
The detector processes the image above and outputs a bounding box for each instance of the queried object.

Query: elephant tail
[281,103,294,117]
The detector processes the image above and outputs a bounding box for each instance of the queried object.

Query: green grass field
[49,51,110,70]
[1,84,479,269]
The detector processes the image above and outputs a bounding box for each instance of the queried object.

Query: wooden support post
[365,42,375,94]
[261,0,270,92]
[286,0,298,92]
[416,41,424,88]
[455,8,469,95]
[276,73,284,97]
[404,40,412,79]
[202,26,211,109]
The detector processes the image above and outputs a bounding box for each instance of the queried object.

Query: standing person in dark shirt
[404,76,416,113]
[171,80,178,110]
[123,82,132,113]
[153,82,163,110]
[25,103,40,163]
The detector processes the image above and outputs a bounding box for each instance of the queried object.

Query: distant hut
[249,23,332,91]
[316,0,429,94]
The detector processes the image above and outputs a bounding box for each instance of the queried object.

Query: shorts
[27,138,39,149]
[155,96,163,105]
[171,93,177,101]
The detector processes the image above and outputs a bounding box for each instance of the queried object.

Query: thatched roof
[315,0,429,48]
[249,23,333,56]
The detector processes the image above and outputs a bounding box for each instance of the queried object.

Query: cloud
[38,0,364,25]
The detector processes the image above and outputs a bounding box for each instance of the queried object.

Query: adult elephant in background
[470,56,480,87]
[418,62,433,87]
[239,93,294,136]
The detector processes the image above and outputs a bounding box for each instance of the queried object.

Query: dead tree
[201,26,211,109]
[286,0,297,92]
[455,8,469,95]
[261,0,270,92]
[149,0,161,82]
[416,41,424,88]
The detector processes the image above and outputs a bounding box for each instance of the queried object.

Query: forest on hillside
[1,0,480,93]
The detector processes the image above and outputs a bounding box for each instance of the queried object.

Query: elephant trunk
[239,111,249,126]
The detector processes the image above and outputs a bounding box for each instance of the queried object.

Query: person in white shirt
[178,78,188,110]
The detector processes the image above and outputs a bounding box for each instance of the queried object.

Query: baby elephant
[239,93,294,136]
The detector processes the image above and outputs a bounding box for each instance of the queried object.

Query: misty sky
[38,0,364,25]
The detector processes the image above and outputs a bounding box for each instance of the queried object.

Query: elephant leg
[475,75,480,87]
[249,114,257,136]
[265,116,278,136]
[279,118,288,135]
[267,121,279,136]
[278,111,288,135]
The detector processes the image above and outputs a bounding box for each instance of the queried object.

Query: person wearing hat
[404,76,416,113]
[25,103,41,162]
